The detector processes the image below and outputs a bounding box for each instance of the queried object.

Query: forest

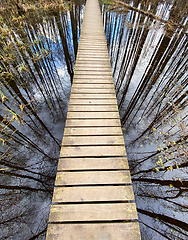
[0,0,188,239]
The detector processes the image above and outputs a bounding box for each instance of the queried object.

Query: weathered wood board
[68,105,118,111]
[69,98,117,104]
[55,170,131,185]
[57,157,129,170]
[49,203,138,222]
[65,119,121,127]
[52,186,134,202]
[62,135,124,146]
[63,127,122,136]
[60,145,127,157]
[67,111,119,119]
[70,93,116,98]
[46,223,141,240]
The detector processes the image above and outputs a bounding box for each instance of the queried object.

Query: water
[0,0,187,239]
[102,0,188,239]
[0,1,85,239]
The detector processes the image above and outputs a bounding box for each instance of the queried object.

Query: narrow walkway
[46,0,141,239]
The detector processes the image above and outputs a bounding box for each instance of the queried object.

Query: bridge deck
[46,0,141,239]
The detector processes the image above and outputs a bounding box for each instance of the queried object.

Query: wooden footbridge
[46,0,141,239]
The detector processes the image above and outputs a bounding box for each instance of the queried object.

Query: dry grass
[0,0,68,14]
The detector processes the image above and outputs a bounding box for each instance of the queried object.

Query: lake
[0,0,187,239]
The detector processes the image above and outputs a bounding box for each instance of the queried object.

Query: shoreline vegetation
[0,0,67,14]
[1,0,187,33]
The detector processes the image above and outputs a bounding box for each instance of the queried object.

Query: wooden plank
[77,50,108,53]
[69,99,117,105]
[79,36,106,39]
[79,39,106,42]
[62,136,124,146]
[75,65,111,70]
[76,56,109,59]
[77,48,108,52]
[73,74,113,79]
[67,112,119,119]
[46,222,141,240]
[77,55,109,59]
[57,157,129,170]
[78,42,107,45]
[55,170,131,185]
[73,79,114,84]
[82,23,103,25]
[70,94,116,99]
[78,49,108,53]
[80,33,105,36]
[79,40,106,43]
[76,57,110,61]
[80,40,104,45]
[74,71,112,75]
[80,37,106,40]
[82,27,104,30]
[80,36,106,39]
[75,69,111,73]
[81,30,105,33]
[82,31,105,34]
[79,39,104,42]
[68,105,118,112]
[49,203,138,222]
[75,64,110,68]
[65,119,121,127]
[80,35,106,38]
[64,127,122,136]
[75,59,110,64]
[52,186,134,202]
[75,60,111,69]
[71,89,115,94]
[60,145,126,157]
[72,84,114,89]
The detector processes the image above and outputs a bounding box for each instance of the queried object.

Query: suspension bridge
[46,0,141,238]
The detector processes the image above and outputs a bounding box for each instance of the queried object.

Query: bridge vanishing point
[46,0,141,239]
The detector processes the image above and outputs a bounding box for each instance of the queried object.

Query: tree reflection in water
[102,0,188,239]
[0,1,85,239]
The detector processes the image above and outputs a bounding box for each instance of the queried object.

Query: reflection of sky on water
[126,23,164,97]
